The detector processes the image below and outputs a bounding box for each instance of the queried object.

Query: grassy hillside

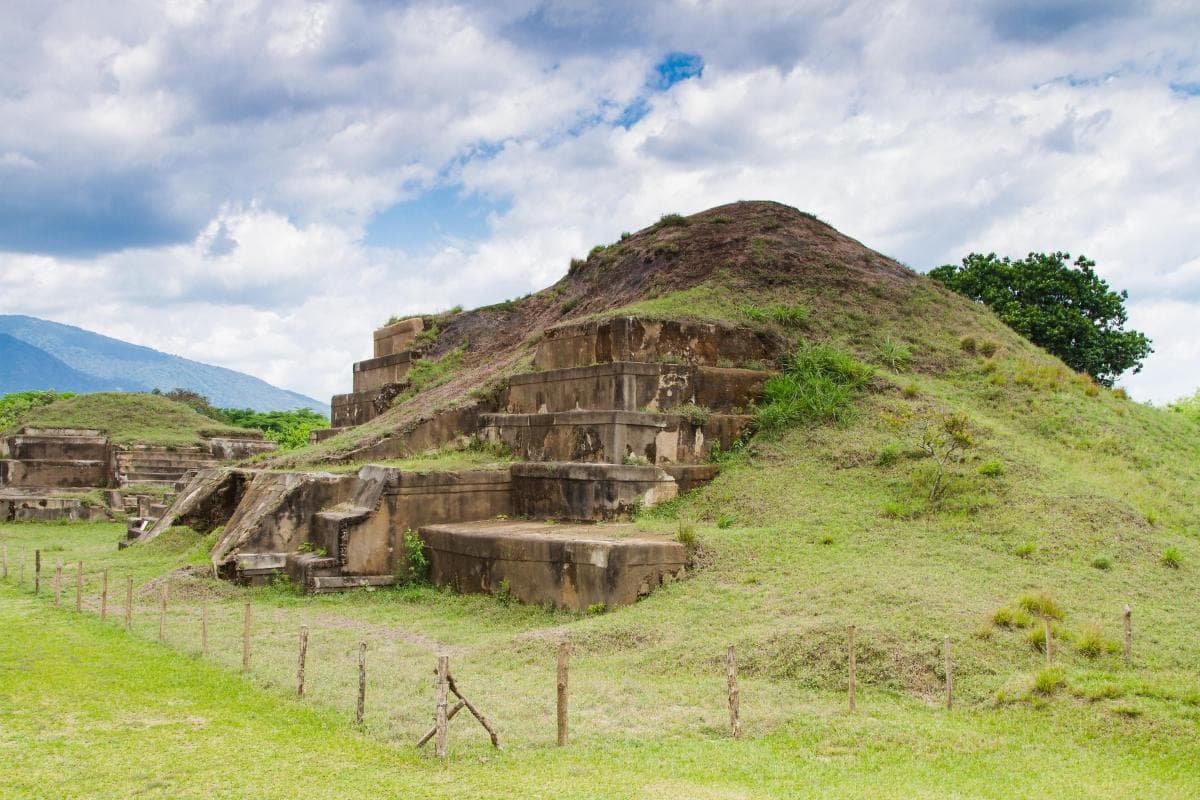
[5,392,251,446]
[3,201,1198,796]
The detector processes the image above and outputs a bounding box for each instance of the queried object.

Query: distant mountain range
[0,315,326,414]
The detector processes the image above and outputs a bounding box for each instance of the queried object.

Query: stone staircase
[147,315,780,610]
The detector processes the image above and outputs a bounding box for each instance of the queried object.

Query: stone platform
[420,520,687,611]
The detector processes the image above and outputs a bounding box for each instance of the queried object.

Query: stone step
[534,316,783,371]
[502,361,769,415]
[419,519,686,611]
[510,462,678,521]
[308,574,397,593]
[479,409,753,465]
[0,458,109,488]
[353,350,421,393]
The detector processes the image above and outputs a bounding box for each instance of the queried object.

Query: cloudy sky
[1,0,1197,405]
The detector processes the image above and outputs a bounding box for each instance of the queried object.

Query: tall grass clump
[756,344,872,432]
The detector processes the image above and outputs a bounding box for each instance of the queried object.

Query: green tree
[930,252,1152,386]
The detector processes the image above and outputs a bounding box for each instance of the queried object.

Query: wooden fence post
[54,562,62,606]
[435,655,450,758]
[297,626,308,697]
[557,642,570,746]
[19,551,25,586]
[158,582,168,643]
[848,625,857,712]
[726,644,741,738]
[34,549,41,594]
[1044,619,1053,665]
[1122,604,1132,667]
[356,641,367,725]
[124,575,133,632]
[241,602,251,673]
[75,561,83,612]
[201,599,209,658]
[100,570,108,621]
[944,636,953,710]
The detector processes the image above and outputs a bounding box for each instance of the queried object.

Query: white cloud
[1,0,1198,405]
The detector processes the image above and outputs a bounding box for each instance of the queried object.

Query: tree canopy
[929,252,1152,387]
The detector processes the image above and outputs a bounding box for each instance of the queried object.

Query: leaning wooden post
[435,655,450,758]
[34,549,41,594]
[241,602,251,673]
[297,626,308,697]
[158,582,168,643]
[557,642,570,746]
[124,575,133,632]
[1122,604,1132,667]
[100,570,109,621]
[54,562,63,606]
[726,644,741,738]
[201,599,209,658]
[944,636,954,710]
[356,641,367,725]
[75,561,83,612]
[848,625,857,712]
[1043,619,1053,665]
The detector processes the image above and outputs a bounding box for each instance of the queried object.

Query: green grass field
[5,392,248,445]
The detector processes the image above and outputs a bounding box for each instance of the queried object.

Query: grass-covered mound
[6,392,251,446]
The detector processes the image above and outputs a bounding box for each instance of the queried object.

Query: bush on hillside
[755,344,872,432]
[156,388,329,450]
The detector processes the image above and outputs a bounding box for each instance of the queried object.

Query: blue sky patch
[1170,81,1200,97]
[363,186,511,250]
[654,52,704,90]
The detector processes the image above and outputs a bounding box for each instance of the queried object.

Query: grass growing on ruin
[4,392,248,445]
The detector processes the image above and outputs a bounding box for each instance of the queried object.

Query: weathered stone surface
[510,462,678,520]
[210,471,358,580]
[421,520,686,611]
[373,317,424,358]
[0,489,110,522]
[534,316,783,371]
[140,468,255,543]
[331,384,409,428]
[204,436,276,461]
[337,403,486,462]
[0,458,108,488]
[479,410,752,465]
[315,466,513,578]
[353,351,418,393]
[503,361,768,415]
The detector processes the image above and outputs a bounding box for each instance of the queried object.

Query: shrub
[1161,547,1182,569]
[1014,541,1035,559]
[1091,554,1112,571]
[916,411,975,501]
[1034,667,1065,695]
[1112,387,1129,400]
[586,602,607,615]
[561,297,580,314]
[977,459,1005,477]
[622,452,651,467]
[819,534,835,545]
[978,339,1000,357]
[674,403,710,427]
[716,513,734,529]
[992,606,1034,628]
[755,344,873,432]
[960,336,977,354]
[1019,591,1064,620]
[1075,623,1118,658]
[568,257,586,274]
[876,337,913,371]
[400,529,429,585]
[1026,623,1058,653]
[676,521,698,550]
[902,383,920,398]
[877,443,902,466]
[654,213,690,230]
[589,244,606,257]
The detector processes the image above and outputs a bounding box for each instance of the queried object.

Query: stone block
[534,316,783,371]
[503,361,769,414]
[353,351,417,393]
[421,520,686,611]
[373,317,424,358]
[510,462,678,520]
